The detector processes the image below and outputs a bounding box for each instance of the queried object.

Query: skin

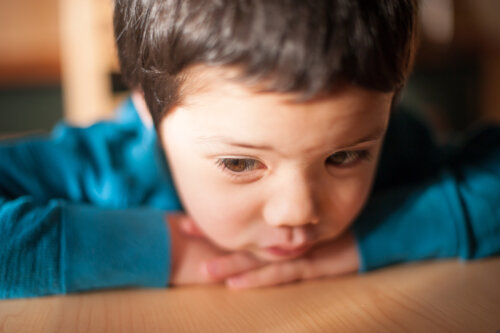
[134,66,394,288]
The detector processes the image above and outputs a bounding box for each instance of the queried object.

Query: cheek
[323,164,378,232]
[339,148,384,221]
[167,152,261,249]
[339,180,372,220]
[187,189,257,249]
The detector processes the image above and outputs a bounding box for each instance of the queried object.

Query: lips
[265,244,312,257]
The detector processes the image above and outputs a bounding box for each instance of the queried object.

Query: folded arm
[353,114,500,271]
[0,100,179,298]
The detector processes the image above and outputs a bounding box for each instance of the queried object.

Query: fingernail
[202,262,218,277]
[226,277,244,289]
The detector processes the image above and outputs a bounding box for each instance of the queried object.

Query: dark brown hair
[114,0,418,126]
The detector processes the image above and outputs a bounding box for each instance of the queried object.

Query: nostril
[262,180,319,227]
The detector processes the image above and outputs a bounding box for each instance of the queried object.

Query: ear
[131,90,154,128]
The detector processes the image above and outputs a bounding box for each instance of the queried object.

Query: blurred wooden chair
[59,0,126,126]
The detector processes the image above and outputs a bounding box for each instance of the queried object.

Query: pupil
[228,159,246,172]
[331,152,347,164]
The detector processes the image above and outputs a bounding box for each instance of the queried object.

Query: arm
[353,113,500,271]
[0,198,170,298]
[0,99,180,298]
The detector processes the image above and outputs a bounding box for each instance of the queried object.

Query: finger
[225,260,307,289]
[304,230,359,277]
[202,252,264,280]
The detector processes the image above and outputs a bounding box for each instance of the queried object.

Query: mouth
[264,244,312,258]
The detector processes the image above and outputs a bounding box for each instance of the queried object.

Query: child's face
[159,66,393,262]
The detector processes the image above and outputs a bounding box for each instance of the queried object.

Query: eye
[326,150,370,167]
[216,158,262,173]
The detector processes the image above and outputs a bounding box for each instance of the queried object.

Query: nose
[262,171,319,228]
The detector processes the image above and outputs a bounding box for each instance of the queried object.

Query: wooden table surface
[1,257,499,333]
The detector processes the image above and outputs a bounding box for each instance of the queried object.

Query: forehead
[166,66,393,153]
[179,65,393,112]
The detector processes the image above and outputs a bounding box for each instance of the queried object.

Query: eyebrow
[196,126,386,152]
[340,126,386,148]
[196,136,274,150]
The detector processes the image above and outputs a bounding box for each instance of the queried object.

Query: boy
[1,0,499,298]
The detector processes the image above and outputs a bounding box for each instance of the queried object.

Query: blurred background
[0,0,499,141]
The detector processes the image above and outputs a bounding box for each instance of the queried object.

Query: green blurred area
[0,85,63,136]
[0,59,481,142]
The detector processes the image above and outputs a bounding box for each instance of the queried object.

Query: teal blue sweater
[1,98,499,298]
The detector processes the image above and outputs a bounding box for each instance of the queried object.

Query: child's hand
[166,213,264,286]
[203,230,359,289]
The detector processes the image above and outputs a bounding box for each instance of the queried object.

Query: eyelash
[326,150,371,167]
[215,150,371,178]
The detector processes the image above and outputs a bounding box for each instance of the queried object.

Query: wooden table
[1,257,499,332]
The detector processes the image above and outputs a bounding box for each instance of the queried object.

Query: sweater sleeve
[0,100,181,298]
[0,198,170,298]
[353,116,500,271]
